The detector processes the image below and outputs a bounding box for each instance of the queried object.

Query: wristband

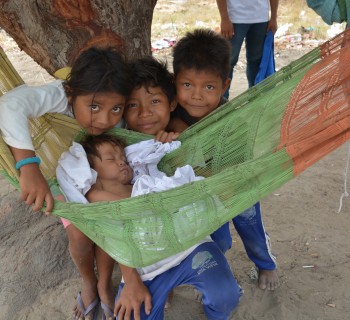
[15,156,41,170]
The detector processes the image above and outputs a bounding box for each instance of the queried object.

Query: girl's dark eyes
[90,104,99,110]
[126,103,137,108]
[89,105,123,112]
[112,106,122,113]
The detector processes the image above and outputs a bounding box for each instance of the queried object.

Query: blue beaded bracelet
[15,156,41,170]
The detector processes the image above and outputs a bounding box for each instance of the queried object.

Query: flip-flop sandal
[76,291,99,320]
[101,301,115,320]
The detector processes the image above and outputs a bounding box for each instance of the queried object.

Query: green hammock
[1,29,350,268]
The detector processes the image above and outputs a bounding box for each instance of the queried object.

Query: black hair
[80,133,126,168]
[172,29,231,81]
[128,56,176,103]
[64,47,132,101]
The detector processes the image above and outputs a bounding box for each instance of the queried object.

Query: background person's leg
[245,22,269,87]
[225,23,250,98]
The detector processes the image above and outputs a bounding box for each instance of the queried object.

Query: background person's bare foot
[258,269,279,291]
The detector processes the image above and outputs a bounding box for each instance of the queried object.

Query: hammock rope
[337,142,350,213]
[0,29,350,267]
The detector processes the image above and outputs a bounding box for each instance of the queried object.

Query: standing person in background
[216,0,279,98]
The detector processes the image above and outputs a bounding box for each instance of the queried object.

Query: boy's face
[175,68,230,119]
[92,142,132,185]
[124,86,176,135]
[71,92,126,135]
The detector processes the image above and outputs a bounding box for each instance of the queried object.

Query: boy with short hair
[169,28,279,291]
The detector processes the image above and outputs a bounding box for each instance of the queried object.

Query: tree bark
[0,0,158,74]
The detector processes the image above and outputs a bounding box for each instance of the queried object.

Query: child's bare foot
[165,290,174,309]
[258,269,279,290]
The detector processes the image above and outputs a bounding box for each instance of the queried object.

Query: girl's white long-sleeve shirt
[0,80,72,151]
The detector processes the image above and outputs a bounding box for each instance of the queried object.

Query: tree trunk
[0,0,158,75]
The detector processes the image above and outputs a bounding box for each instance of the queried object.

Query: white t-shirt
[227,0,270,24]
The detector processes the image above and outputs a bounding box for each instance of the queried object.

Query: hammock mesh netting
[0,29,350,267]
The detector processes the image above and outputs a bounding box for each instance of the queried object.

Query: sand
[1,27,350,320]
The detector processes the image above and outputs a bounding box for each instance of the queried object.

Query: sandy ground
[1,27,350,320]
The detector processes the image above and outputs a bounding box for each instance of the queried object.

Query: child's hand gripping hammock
[1,29,350,268]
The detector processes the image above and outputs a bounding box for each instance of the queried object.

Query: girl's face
[71,92,126,134]
[124,85,176,135]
